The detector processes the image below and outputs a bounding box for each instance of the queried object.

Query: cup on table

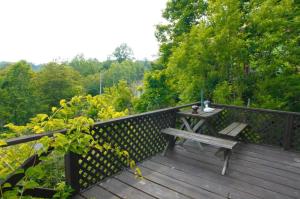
[192,105,199,114]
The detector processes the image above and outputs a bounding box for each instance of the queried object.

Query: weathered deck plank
[127,165,224,199]
[75,143,300,199]
[170,146,299,198]
[99,178,155,199]
[141,161,259,199]
[81,184,120,199]
[115,171,191,199]
[185,141,300,177]
[152,155,292,199]
[235,144,300,170]
[182,143,300,188]
[72,195,85,199]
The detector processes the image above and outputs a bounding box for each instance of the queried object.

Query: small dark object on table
[192,105,199,114]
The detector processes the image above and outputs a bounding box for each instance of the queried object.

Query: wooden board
[182,143,300,189]
[75,143,300,199]
[72,195,86,199]
[171,145,300,198]
[218,122,240,135]
[228,123,247,137]
[141,160,259,199]
[218,122,248,137]
[162,128,237,149]
[99,178,155,199]
[81,184,120,199]
[126,165,224,199]
[152,154,293,199]
[115,170,191,199]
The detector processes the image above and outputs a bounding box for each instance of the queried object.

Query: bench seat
[218,122,248,138]
[162,128,237,149]
[161,128,237,175]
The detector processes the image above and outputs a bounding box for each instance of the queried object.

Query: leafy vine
[0,95,141,198]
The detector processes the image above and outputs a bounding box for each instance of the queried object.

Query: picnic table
[162,107,248,175]
[176,108,223,149]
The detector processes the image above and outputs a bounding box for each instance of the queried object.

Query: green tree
[83,74,101,96]
[155,0,208,64]
[149,0,299,111]
[166,0,246,102]
[103,60,145,87]
[112,43,134,63]
[254,74,300,111]
[134,70,177,112]
[34,62,85,111]
[212,81,243,105]
[246,0,299,77]
[0,61,40,125]
[69,54,103,76]
[103,80,134,112]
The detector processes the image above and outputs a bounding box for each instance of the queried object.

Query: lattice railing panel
[209,105,300,149]
[76,110,177,190]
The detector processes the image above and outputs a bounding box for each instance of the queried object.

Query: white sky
[0,0,167,64]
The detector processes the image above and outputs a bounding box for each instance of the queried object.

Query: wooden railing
[0,103,197,197]
[0,102,299,198]
[210,104,300,150]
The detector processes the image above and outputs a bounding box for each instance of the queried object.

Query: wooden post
[200,89,204,111]
[171,110,178,128]
[283,115,294,150]
[65,152,80,194]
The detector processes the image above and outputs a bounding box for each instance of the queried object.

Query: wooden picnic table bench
[218,122,248,138]
[161,128,237,175]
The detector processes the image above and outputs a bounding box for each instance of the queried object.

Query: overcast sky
[0,0,167,64]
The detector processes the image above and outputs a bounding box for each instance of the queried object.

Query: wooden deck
[74,142,300,199]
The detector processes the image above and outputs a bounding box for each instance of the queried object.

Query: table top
[176,108,223,118]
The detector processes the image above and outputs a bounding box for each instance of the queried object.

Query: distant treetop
[112,43,134,63]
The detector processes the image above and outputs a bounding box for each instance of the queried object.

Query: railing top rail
[212,103,300,116]
[93,102,199,125]
[3,129,68,147]
[1,102,199,148]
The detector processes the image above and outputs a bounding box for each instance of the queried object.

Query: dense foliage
[141,0,299,112]
[0,44,150,128]
[0,62,40,126]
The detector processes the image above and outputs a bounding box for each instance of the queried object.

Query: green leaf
[2,182,12,188]
[0,139,7,146]
[135,167,143,178]
[52,107,58,112]
[37,114,48,121]
[25,166,44,178]
[129,160,136,169]
[14,169,24,175]
[122,150,129,157]
[24,180,39,189]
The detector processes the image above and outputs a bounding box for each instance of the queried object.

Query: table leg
[162,135,176,156]
[180,117,204,150]
[177,118,189,145]
[193,119,205,132]
[221,149,232,175]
